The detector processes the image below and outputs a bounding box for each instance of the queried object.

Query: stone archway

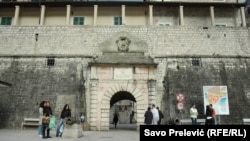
[101,83,147,131]
[88,80,149,131]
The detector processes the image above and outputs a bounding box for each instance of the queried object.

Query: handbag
[65,118,74,125]
[42,116,50,124]
[49,116,56,128]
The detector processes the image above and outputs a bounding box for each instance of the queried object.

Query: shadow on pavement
[109,123,137,130]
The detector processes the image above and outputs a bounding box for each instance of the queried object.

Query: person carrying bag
[49,115,56,129]
[56,104,71,137]
[42,101,53,139]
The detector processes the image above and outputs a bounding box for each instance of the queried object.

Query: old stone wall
[0,26,249,57]
[158,57,250,124]
[0,26,249,128]
[0,57,90,128]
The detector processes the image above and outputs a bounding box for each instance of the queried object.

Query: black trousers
[42,123,50,137]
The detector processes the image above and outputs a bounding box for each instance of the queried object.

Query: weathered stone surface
[0,26,249,129]
[62,123,83,138]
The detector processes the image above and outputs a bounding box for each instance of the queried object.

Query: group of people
[38,101,216,137]
[144,104,164,125]
[112,104,164,128]
[38,101,72,139]
[143,103,216,125]
[38,101,53,139]
[189,103,216,125]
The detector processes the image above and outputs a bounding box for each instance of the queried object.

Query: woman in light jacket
[38,101,45,137]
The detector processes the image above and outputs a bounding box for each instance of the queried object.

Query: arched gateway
[87,33,158,131]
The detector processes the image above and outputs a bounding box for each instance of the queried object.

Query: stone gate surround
[84,32,158,131]
[88,65,157,131]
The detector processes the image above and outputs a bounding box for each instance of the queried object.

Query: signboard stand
[176,93,184,120]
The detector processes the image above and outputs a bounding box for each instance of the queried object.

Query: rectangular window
[1,17,12,25]
[192,58,202,67]
[73,17,84,25]
[215,23,227,27]
[157,22,171,26]
[114,16,122,25]
[46,58,55,66]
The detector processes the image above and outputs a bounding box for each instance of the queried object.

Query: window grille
[191,58,201,67]
[47,58,55,66]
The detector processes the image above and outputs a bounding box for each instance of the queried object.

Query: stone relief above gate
[116,36,131,52]
[98,31,148,53]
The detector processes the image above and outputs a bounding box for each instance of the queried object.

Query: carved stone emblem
[116,36,131,52]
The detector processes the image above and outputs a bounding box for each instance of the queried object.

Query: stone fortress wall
[0,25,249,129]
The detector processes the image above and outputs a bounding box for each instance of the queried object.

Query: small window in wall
[46,58,55,66]
[114,16,122,25]
[215,23,227,27]
[157,22,171,26]
[73,17,84,25]
[191,58,201,67]
[0,17,12,25]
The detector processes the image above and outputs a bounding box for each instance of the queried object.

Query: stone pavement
[0,124,140,141]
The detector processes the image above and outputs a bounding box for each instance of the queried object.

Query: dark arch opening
[109,91,137,130]
[110,91,136,107]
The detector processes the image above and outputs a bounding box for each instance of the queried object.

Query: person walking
[190,103,198,125]
[113,113,119,128]
[151,104,159,125]
[144,107,153,125]
[56,104,71,137]
[130,110,136,124]
[157,107,164,125]
[38,101,45,138]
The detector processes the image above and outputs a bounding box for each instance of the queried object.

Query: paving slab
[0,124,140,141]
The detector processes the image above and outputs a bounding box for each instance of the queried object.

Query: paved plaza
[0,124,140,141]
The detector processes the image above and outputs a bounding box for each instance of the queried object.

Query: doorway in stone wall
[109,91,137,130]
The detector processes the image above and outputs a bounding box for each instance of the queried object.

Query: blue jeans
[56,119,64,136]
[38,124,42,135]
[191,118,197,125]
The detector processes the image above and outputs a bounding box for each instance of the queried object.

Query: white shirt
[190,107,198,118]
[151,108,159,118]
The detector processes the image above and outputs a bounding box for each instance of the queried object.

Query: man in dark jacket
[157,107,164,125]
[144,107,153,125]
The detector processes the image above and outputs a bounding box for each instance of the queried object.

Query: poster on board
[203,86,229,115]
